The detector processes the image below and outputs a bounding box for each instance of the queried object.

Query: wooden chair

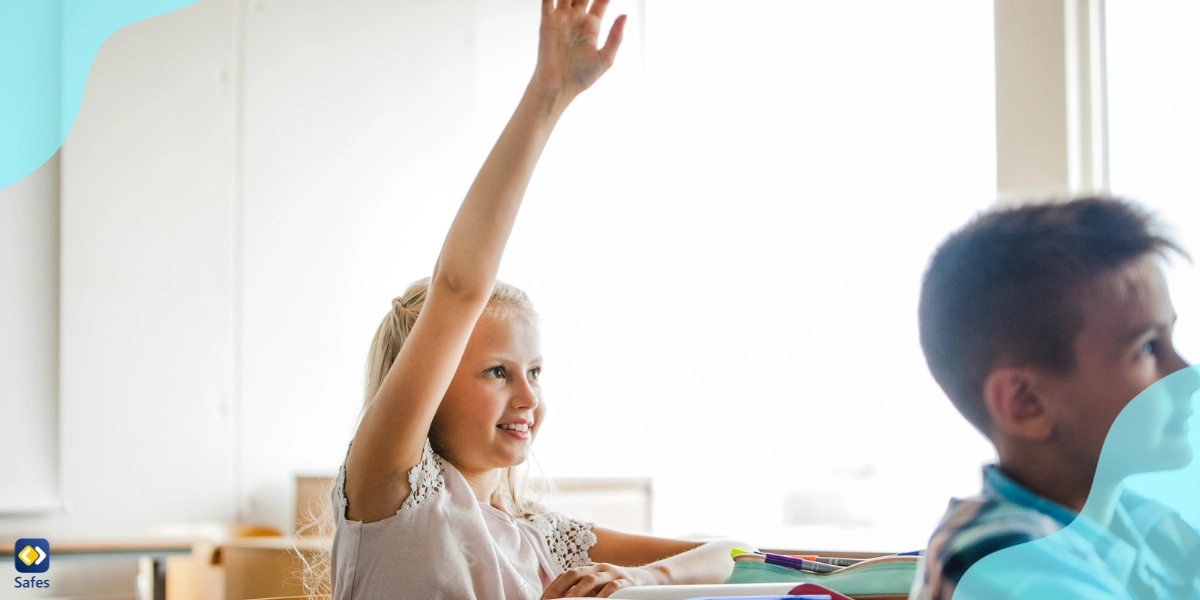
[164,535,328,600]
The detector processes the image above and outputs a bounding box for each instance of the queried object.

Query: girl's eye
[529,367,541,381]
[487,366,506,378]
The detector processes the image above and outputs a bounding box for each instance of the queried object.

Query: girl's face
[431,312,545,474]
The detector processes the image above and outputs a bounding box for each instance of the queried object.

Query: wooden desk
[3,536,324,600]
[2,538,194,556]
[3,538,194,600]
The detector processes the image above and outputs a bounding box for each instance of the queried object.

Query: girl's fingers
[588,0,611,19]
[597,579,627,598]
[598,14,627,70]
[542,0,554,15]
[542,569,583,599]
[571,0,589,9]
[541,575,566,599]
[564,572,607,597]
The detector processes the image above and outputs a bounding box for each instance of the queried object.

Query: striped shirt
[911,465,1200,600]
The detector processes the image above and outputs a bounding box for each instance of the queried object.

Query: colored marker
[762,552,842,574]
[815,556,866,567]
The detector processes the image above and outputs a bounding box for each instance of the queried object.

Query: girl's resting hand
[532,0,627,99]
[540,562,661,599]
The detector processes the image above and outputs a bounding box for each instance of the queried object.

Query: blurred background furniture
[164,536,327,600]
[293,474,654,535]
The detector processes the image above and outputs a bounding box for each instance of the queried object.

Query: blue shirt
[911,465,1200,600]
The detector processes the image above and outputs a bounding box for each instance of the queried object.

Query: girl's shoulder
[332,438,447,521]
[400,438,446,511]
[522,510,597,571]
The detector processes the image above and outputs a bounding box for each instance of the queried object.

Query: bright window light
[474,0,999,550]
[1106,0,1200,365]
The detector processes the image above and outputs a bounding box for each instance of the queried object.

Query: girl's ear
[983,367,1054,441]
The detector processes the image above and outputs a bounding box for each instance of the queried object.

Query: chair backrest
[540,477,653,533]
[295,475,337,536]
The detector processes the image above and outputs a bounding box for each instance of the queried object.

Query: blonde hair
[302,277,543,598]
[363,277,542,515]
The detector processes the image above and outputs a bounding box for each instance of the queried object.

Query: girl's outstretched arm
[540,529,752,598]
[344,0,626,524]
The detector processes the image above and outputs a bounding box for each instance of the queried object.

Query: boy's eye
[529,367,541,381]
[1139,340,1159,357]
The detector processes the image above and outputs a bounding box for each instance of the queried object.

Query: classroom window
[496,0,1000,550]
[1106,0,1200,363]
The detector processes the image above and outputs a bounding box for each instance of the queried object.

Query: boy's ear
[983,367,1054,441]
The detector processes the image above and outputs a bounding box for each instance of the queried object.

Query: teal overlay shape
[0,0,198,190]
[955,365,1200,599]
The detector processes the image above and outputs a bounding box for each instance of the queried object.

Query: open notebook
[600,582,817,599]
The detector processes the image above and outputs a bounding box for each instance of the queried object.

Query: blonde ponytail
[363,279,430,416]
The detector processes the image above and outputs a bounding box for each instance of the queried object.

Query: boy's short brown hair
[918,197,1185,433]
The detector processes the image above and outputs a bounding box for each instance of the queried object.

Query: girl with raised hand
[328,1,748,598]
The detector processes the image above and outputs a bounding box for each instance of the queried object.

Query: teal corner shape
[955,365,1200,599]
[0,0,199,190]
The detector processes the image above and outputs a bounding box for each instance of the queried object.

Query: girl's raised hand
[532,0,627,98]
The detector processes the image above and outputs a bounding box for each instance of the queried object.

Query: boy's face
[1036,254,1194,475]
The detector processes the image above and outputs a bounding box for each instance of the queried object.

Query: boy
[912,197,1200,599]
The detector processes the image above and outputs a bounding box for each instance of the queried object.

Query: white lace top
[330,439,597,600]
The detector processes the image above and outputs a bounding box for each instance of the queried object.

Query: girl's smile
[498,419,534,440]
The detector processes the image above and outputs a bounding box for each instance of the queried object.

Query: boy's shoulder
[913,465,1074,600]
[918,490,1066,599]
[916,469,1200,600]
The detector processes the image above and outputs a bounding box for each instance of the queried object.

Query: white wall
[0,0,555,539]
[0,153,60,515]
[235,0,485,527]
[0,0,239,539]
